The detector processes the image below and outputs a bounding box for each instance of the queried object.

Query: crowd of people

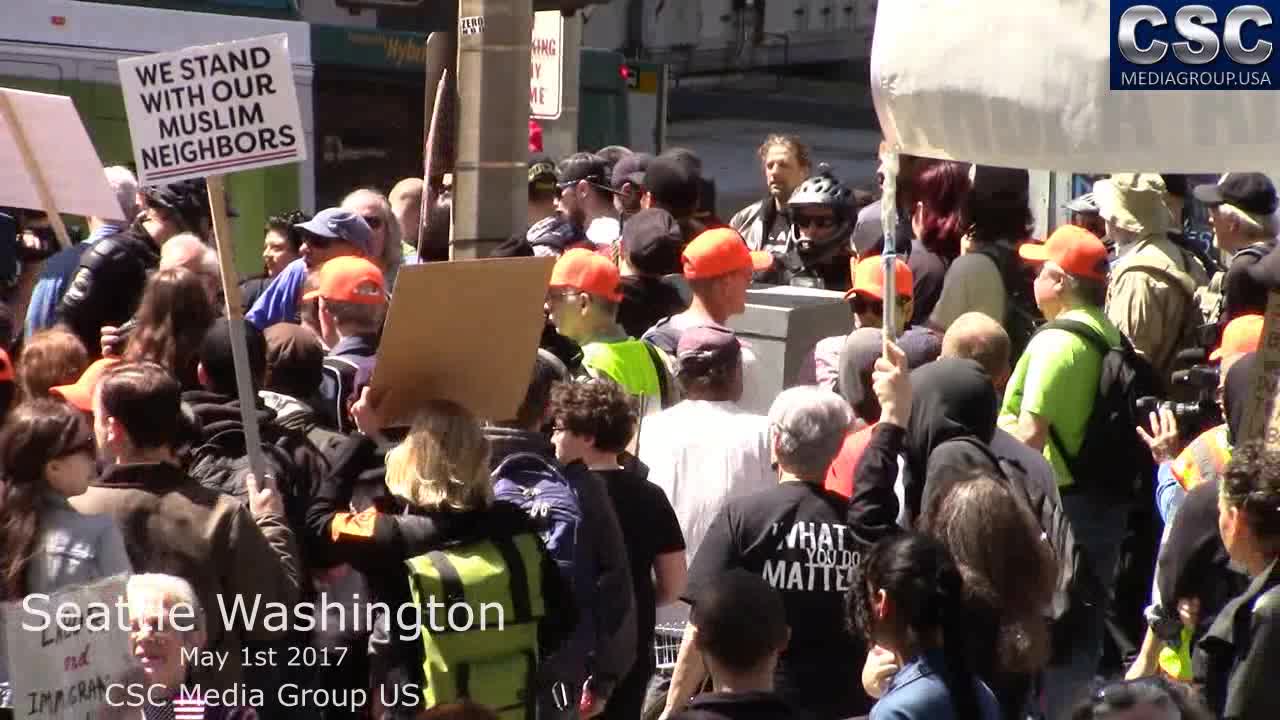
[0,132,1277,720]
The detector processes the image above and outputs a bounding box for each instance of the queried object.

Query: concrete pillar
[451,0,532,259]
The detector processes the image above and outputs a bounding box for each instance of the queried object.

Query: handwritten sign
[1241,292,1280,448]
[3,575,133,720]
[530,11,563,120]
[117,34,307,185]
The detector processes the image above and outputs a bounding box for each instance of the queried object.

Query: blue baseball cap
[295,208,373,255]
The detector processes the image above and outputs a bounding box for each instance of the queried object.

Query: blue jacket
[246,257,308,330]
[871,650,1001,720]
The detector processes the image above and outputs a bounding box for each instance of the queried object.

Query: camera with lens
[1137,359,1222,442]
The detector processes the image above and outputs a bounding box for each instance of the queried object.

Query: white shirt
[638,399,776,624]
[586,216,621,248]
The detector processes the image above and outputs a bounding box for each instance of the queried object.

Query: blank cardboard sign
[370,256,555,426]
[0,88,123,220]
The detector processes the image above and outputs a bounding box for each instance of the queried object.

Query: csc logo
[1117,4,1273,65]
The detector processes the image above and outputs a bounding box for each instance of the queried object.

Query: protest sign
[118,34,309,482]
[118,33,306,185]
[0,88,125,247]
[3,575,133,720]
[530,11,563,120]
[871,0,1280,172]
[369,257,555,425]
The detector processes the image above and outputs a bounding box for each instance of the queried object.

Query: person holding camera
[1142,314,1262,526]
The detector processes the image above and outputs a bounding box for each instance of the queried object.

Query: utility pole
[450,0,532,260]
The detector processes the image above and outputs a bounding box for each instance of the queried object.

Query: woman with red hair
[909,160,971,262]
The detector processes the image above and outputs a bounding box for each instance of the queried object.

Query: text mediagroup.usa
[1120,70,1273,88]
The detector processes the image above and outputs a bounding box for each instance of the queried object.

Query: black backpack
[1040,319,1159,500]
[973,241,1044,364]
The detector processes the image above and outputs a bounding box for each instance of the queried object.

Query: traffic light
[533,0,614,13]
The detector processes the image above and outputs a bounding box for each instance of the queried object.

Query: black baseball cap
[1193,173,1279,216]
[644,156,699,217]
[612,152,653,190]
[558,152,610,188]
[621,208,682,276]
[529,154,558,193]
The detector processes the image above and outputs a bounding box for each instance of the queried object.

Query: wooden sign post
[117,34,308,483]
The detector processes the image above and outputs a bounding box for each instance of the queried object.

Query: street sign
[530,10,563,120]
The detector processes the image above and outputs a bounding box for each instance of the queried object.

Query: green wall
[0,74,300,277]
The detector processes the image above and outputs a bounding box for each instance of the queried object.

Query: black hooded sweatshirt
[902,358,1001,523]
[182,389,331,542]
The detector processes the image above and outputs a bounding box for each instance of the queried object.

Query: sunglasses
[362,215,384,230]
[302,231,334,249]
[795,214,837,230]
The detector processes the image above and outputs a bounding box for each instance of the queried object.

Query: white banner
[118,33,307,184]
[3,575,133,720]
[871,0,1280,172]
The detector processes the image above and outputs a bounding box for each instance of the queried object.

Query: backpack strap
[492,451,562,480]
[1035,319,1112,471]
[641,340,674,409]
[1113,254,1197,304]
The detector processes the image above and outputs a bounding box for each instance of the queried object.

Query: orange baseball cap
[1211,314,1264,362]
[844,256,913,302]
[1017,225,1109,281]
[550,248,623,302]
[681,228,774,280]
[50,357,120,412]
[303,256,386,305]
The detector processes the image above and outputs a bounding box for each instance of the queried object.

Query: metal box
[728,284,852,400]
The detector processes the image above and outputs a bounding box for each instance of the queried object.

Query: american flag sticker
[173,697,205,720]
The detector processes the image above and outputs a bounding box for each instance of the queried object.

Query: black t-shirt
[597,468,686,670]
[684,482,871,719]
[1226,240,1280,321]
[907,238,947,326]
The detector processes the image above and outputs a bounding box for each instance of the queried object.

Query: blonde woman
[304,391,574,719]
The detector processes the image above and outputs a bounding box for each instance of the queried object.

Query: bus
[1,0,314,274]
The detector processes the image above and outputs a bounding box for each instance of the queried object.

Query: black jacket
[1195,558,1280,719]
[669,691,811,720]
[182,389,331,546]
[304,433,576,718]
[56,225,159,355]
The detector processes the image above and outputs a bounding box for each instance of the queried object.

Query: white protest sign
[0,89,124,224]
[530,11,563,120]
[118,34,306,185]
[4,575,133,720]
[871,0,1280,172]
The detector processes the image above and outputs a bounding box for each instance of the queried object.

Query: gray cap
[295,208,374,255]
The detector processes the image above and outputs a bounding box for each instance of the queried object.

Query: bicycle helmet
[787,169,854,211]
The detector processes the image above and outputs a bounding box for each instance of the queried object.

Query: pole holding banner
[207,175,269,483]
[0,91,73,250]
[879,150,900,344]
